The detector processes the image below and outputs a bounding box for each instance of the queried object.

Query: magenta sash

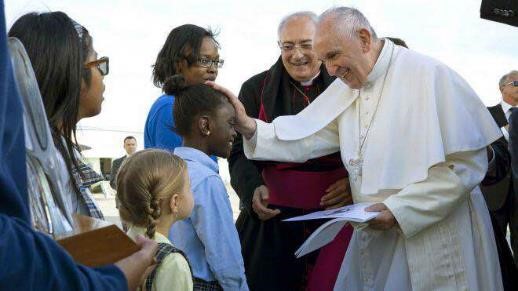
[262,163,352,291]
[263,165,347,209]
[307,226,352,291]
[258,84,352,291]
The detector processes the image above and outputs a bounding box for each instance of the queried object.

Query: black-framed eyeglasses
[505,80,518,87]
[85,56,109,76]
[197,57,224,68]
[278,41,313,52]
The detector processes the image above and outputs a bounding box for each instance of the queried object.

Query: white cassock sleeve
[383,148,487,238]
[243,119,340,162]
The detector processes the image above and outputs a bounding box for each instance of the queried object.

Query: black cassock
[229,58,351,291]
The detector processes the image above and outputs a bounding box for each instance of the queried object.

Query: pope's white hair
[319,7,378,40]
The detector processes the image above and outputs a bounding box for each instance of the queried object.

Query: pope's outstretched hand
[206,81,257,139]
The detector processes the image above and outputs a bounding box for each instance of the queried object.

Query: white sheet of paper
[294,218,349,258]
[283,202,378,223]
[287,203,381,258]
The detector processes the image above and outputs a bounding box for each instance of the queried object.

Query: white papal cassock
[243,39,504,291]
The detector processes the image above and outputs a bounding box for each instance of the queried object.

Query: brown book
[56,215,139,267]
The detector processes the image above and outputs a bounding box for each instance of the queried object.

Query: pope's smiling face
[314,18,375,89]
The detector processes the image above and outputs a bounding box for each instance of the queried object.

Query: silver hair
[277,11,318,38]
[499,70,518,88]
[319,7,377,40]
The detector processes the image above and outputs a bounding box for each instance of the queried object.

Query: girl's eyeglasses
[85,57,109,76]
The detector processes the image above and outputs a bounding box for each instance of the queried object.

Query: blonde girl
[117,149,194,291]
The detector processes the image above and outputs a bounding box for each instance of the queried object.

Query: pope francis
[210,6,503,291]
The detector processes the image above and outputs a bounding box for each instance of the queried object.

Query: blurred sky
[5,0,518,157]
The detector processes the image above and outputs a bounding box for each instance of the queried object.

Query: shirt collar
[174,147,219,173]
[127,225,171,244]
[364,38,394,88]
[501,100,514,113]
[300,71,321,86]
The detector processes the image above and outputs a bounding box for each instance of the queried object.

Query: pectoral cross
[348,157,363,181]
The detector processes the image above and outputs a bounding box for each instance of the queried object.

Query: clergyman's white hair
[277,11,318,38]
[319,7,378,40]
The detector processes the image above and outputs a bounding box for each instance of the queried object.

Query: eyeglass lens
[96,58,109,76]
[198,58,223,68]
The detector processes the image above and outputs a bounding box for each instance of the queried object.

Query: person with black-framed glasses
[144,24,244,290]
[144,24,222,163]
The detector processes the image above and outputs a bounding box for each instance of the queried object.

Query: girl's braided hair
[116,149,187,238]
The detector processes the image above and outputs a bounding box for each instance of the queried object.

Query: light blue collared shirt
[171,147,248,291]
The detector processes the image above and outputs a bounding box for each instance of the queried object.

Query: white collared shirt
[300,71,321,86]
[501,100,516,121]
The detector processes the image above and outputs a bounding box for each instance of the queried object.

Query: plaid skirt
[193,277,223,291]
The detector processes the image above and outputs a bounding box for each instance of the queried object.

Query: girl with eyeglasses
[9,11,110,221]
[144,24,223,157]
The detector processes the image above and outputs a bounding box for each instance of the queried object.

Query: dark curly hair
[166,75,227,137]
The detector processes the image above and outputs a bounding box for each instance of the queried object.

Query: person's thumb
[260,189,269,200]
[135,234,151,246]
[365,203,386,212]
[135,235,158,259]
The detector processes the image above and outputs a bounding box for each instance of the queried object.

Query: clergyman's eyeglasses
[278,41,313,52]
[505,80,518,87]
